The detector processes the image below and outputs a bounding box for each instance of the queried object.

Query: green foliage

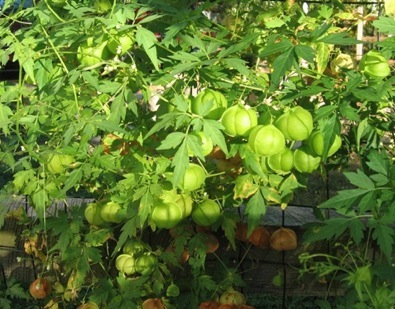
[0,0,394,308]
[301,150,395,307]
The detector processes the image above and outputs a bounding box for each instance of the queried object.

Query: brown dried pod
[269,227,297,251]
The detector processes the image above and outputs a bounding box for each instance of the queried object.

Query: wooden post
[356,6,364,61]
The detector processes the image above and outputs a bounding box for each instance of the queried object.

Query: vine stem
[43,0,66,23]
[40,26,79,117]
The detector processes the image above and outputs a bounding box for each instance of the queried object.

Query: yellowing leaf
[385,0,395,16]
[233,175,259,199]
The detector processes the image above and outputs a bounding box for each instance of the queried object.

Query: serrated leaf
[222,58,250,76]
[186,134,204,160]
[162,20,188,44]
[294,44,315,63]
[370,173,389,186]
[344,170,375,190]
[317,32,362,45]
[366,151,389,175]
[139,190,153,227]
[234,174,259,199]
[31,187,48,221]
[62,167,83,193]
[357,190,377,213]
[160,189,179,205]
[318,114,341,161]
[286,85,327,101]
[0,103,13,135]
[145,113,177,138]
[265,17,286,28]
[202,119,228,156]
[217,34,258,58]
[244,190,266,228]
[157,132,186,150]
[310,22,333,41]
[92,119,128,134]
[303,217,349,243]
[339,103,359,122]
[319,188,369,210]
[112,217,139,256]
[373,16,395,35]
[171,142,189,187]
[108,93,127,124]
[349,218,365,245]
[315,42,332,74]
[259,36,293,57]
[13,170,35,191]
[261,186,281,204]
[371,221,394,262]
[221,213,237,250]
[356,118,369,151]
[172,94,190,112]
[136,26,159,70]
[269,47,295,91]
[279,173,303,195]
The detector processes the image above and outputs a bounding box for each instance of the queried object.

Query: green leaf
[349,218,365,245]
[113,217,139,256]
[139,190,153,228]
[136,26,159,71]
[145,113,177,138]
[339,103,359,122]
[357,190,377,213]
[370,173,389,187]
[31,187,48,221]
[286,85,327,101]
[217,34,258,58]
[221,213,237,250]
[344,170,375,190]
[356,118,369,151]
[317,32,362,45]
[6,281,30,300]
[171,62,200,75]
[108,93,127,124]
[84,246,102,264]
[372,16,395,35]
[0,103,12,135]
[169,51,201,62]
[265,17,286,28]
[244,189,266,229]
[162,21,189,44]
[269,47,295,91]
[13,170,35,191]
[366,151,389,175]
[221,58,251,77]
[156,132,185,150]
[294,44,315,63]
[259,36,293,57]
[92,119,129,134]
[186,134,204,159]
[318,114,341,161]
[303,217,349,243]
[62,167,83,193]
[171,142,189,187]
[279,173,303,196]
[318,5,334,19]
[0,298,11,309]
[309,22,333,41]
[202,119,228,156]
[370,220,394,262]
[319,188,370,211]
